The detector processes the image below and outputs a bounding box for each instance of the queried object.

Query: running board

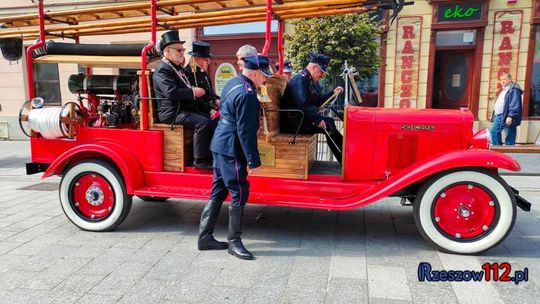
[511,186,532,212]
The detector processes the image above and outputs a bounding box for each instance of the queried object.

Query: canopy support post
[140,0,157,130]
[278,19,284,75]
[262,0,272,56]
[26,0,45,99]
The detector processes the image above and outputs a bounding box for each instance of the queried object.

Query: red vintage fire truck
[0,0,532,255]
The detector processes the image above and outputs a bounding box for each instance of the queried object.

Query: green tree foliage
[285,13,382,79]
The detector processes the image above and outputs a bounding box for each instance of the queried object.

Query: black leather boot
[198,200,228,250]
[228,205,254,260]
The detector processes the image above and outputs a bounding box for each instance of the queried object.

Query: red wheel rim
[72,173,115,220]
[433,184,496,239]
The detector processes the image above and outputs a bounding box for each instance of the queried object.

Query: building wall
[384,0,538,143]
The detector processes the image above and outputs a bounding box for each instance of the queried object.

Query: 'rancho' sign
[487,11,523,120]
[393,17,422,109]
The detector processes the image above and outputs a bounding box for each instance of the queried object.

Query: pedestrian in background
[491,72,523,146]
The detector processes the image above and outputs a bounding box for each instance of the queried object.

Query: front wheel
[413,169,516,254]
[59,160,132,231]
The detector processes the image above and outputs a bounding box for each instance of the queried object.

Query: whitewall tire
[59,160,132,231]
[413,169,516,254]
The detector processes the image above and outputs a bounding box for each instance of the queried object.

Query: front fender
[42,142,144,194]
[343,149,520,209]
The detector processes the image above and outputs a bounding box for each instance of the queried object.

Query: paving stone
[116,277,171,304]
[437,253,505,304]
[162,267,221,302]
[367,265,412,301]
[20,258,91,290]
[282,251,331,304]
[88,262,154,296]
[47,274,104,304]
[0,240,22,255]
[203,285,249,304]
[75,293,122,304]
[145,250,198,281]
[329,249,367,280]
[0,288,50,304]
[0,269,33,291]
[325,278,367,304]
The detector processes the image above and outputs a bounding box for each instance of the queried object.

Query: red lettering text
[500,21,514,35]
[498,52,512,66]
[400,84,412,97]
[401,70,412,83]
[402,41,414,54]
[403,26,415,39]
[401,56,414,69]
[400,99,411,108]
[499,36,513,51]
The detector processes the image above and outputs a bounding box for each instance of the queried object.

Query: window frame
[33,62,61,106]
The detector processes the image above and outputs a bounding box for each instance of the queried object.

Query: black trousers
[174,111,212,159]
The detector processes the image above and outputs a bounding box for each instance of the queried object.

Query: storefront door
[436,50,475,109]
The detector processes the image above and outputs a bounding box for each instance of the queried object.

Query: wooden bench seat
[251,133,317,180]
[149,124,193,172]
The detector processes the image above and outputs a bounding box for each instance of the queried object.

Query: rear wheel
[59,160,132,231]
[413,169,516,254]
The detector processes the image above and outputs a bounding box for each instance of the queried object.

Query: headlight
[471,128,489,150]
[31,97,44,109]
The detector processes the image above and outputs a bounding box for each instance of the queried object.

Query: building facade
[381,0,539,143]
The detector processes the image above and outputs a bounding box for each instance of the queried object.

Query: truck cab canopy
[0,0,409,41]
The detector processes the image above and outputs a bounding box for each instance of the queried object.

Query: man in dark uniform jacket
[152,30,212,170]
[198,55,271,260]
[281,53,344,163]
[184,41,220,122]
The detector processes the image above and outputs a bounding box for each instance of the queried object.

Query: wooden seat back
[258,74,288,141]
[139,70,193,172]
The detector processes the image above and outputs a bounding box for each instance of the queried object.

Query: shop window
[33,63,61,105]
[530,26,540,117]
[436,30,476,47]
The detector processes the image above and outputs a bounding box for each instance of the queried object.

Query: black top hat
[188,41,213,58]
[159,30,185,51]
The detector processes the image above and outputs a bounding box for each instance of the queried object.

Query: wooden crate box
[251,133,317,180]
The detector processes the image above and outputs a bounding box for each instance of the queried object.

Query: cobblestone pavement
[0,140,539,304]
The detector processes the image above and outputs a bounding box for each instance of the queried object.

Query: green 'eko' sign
[438,3,482,22]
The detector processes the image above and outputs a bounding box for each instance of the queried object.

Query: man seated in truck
[281,53,344,163]
[153,30,213,170]
[184,41,220,124]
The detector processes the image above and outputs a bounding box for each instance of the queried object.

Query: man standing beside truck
[198,55,271,260]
